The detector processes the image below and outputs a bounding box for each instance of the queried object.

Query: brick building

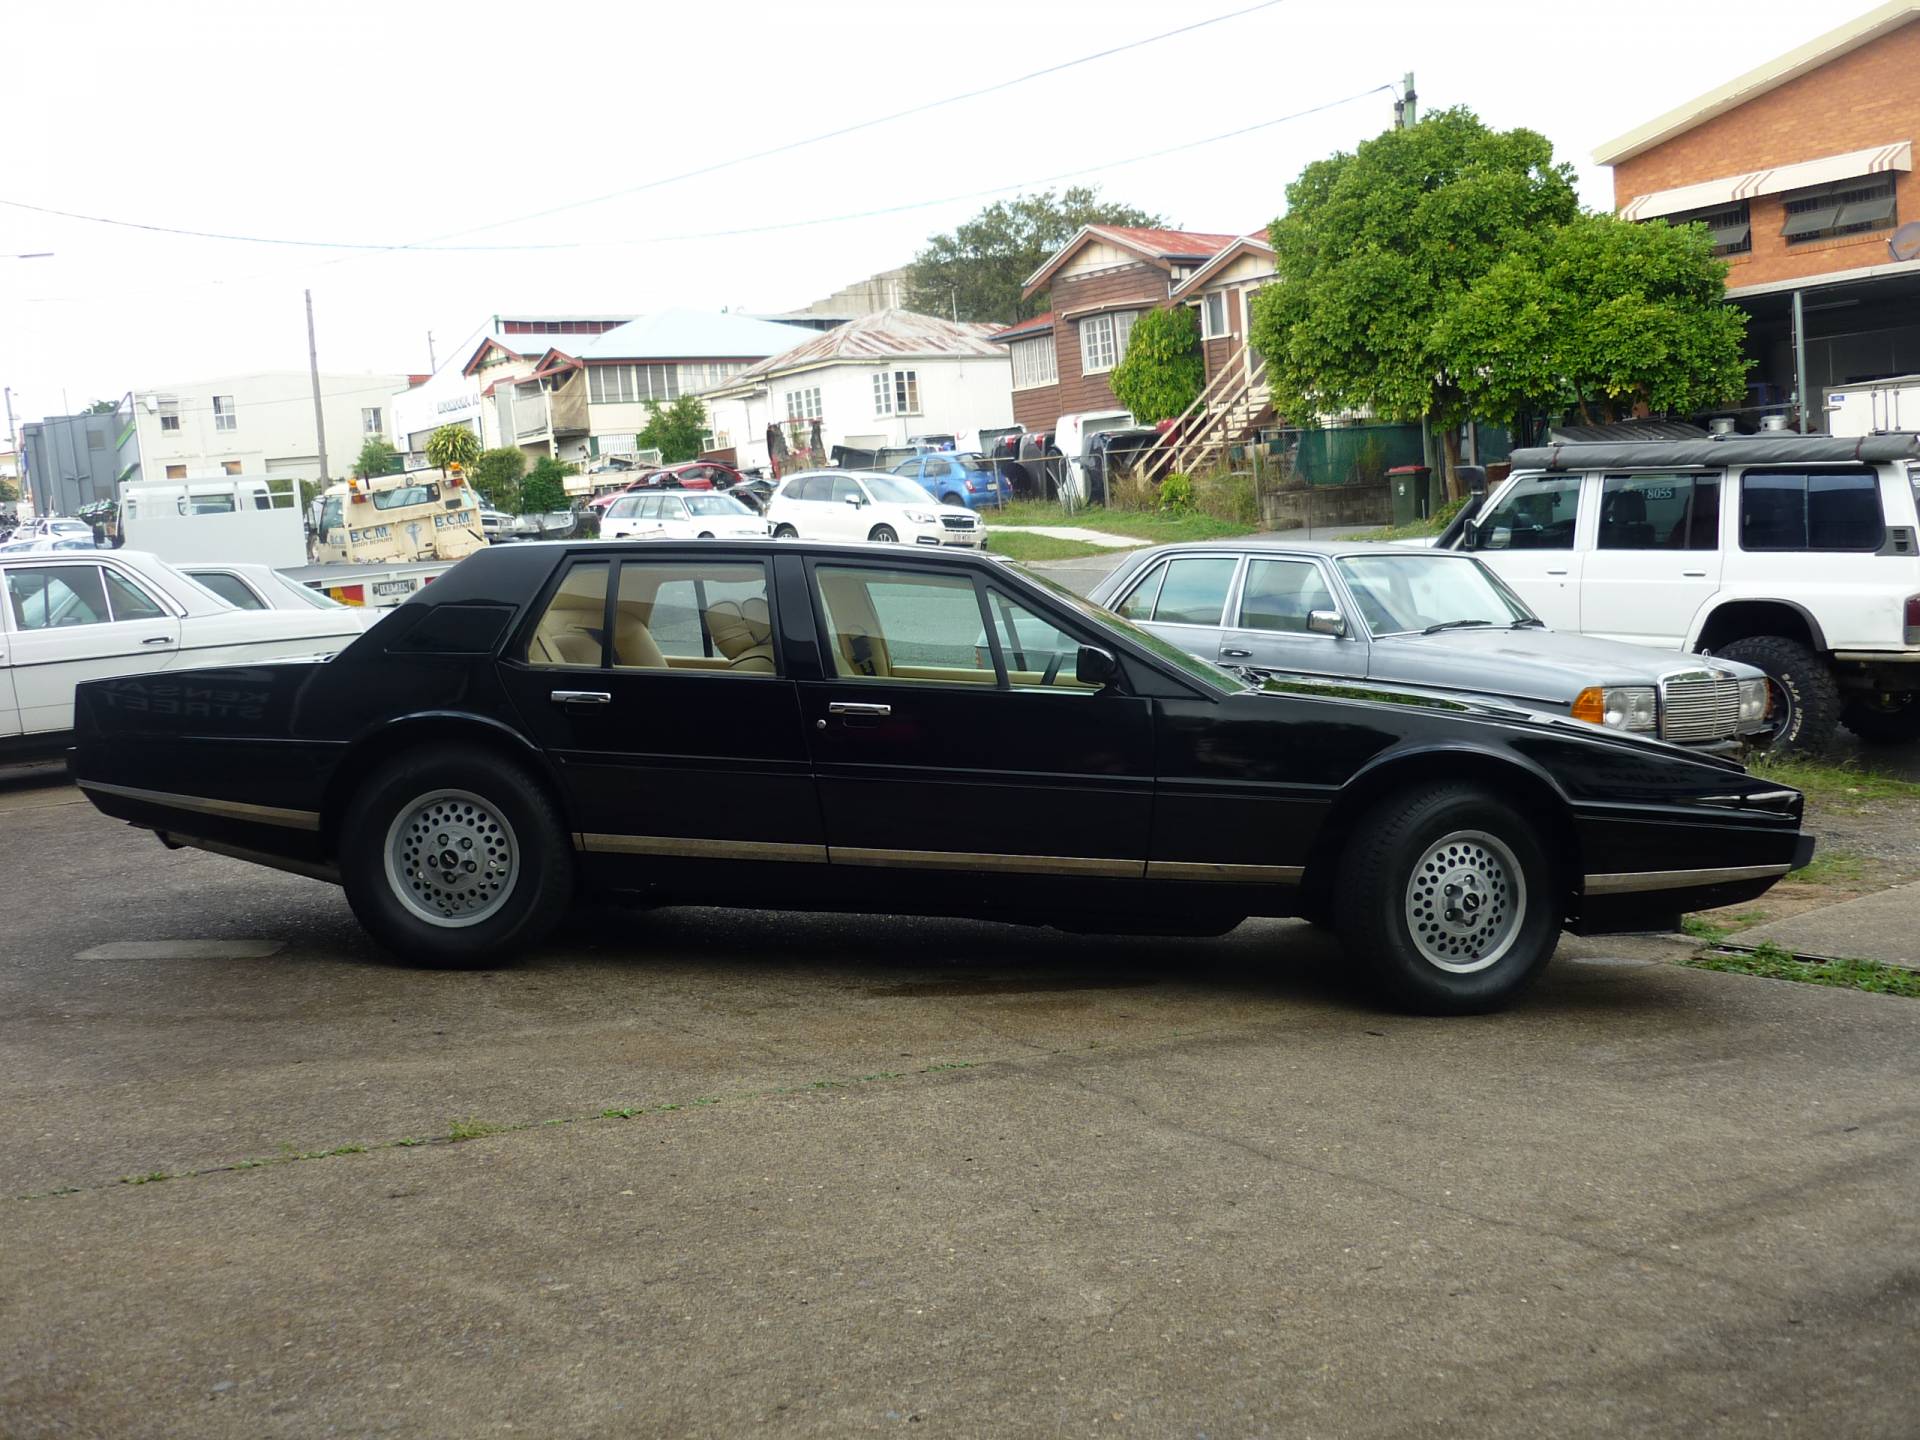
[1596,0,1920,429]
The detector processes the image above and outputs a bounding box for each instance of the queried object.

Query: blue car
[892,452,1012,510]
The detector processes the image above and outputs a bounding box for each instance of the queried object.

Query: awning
[1619,140,1912,220]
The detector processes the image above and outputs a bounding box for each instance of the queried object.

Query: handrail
[1158,351,1270,477]
[1142,343,1252,479]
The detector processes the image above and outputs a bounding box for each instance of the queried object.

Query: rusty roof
[992,311,1057,342]
[1021,224,1241,299]
[727,310,1009,382]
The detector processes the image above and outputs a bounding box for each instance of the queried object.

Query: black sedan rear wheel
[1337,783,1558,1014]
[341,746,572,967]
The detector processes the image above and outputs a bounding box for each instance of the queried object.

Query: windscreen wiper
[1420,619,1495,635]
[1508,617,1547,629]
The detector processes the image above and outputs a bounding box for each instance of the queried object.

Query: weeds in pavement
[1684,943,1920,998]
[446,1118,507,1143]
[1749,756,1920,811]
[1681,911,1767,944]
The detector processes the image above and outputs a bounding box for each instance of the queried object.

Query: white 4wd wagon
[1444,434,1920,750]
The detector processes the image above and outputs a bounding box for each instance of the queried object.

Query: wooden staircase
[1143,350,1272,480]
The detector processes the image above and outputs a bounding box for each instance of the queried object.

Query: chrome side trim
[79,779,321,832]
[1146,860,1304,884]
[830,847,1144,879]
[577,833,829,864]
[158,832,340,885]
[1583,863,1790,895]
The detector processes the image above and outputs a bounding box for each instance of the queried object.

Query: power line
[0,0,1289,259]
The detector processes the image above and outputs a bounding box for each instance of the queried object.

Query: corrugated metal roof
[1094,225,1242,258]
[572,310,821,361]
[727,310,1009,382]
[993,312,1057,342]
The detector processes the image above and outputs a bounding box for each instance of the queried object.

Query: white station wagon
[0,550,370,761]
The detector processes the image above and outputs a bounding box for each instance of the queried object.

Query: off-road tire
[1840,691,1920,745]
[869,525,899,543]
[340,745,573,968]
[1716,635,1841,752]
[1336,783,1559,1014]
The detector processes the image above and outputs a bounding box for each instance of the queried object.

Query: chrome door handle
[550,690,611,706]
[828,702,891,717]
[142,635,174,646]
[1221,648,1253,659]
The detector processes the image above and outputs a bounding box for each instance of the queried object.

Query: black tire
[869,525,898,543]
[1336,783,1559,1014]
[1716,635,1841,752]
[941,493,966,507]
[773,523,798,539]
[697,531,714,540]
[1840,691,1920,745]
[340,745,573,968]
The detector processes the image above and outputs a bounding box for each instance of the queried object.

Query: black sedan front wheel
[1337,784,1558,1013]
[341,746,573,967]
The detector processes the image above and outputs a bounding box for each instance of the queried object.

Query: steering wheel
[1040,650,1064,686]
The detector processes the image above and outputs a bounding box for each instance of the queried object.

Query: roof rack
[1509,433,1920,471]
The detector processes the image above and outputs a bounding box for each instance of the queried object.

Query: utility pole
[1393,72,1417,129]
[305,289,331,484]
[427,330,437,372]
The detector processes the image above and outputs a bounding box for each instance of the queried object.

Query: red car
[587,461,748,514]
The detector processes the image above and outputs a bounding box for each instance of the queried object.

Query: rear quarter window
[1739,469,1885,551]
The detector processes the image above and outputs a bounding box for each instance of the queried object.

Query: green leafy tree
[1434,212,1750,429]
[80,399,117,415]
[353,435,400,479]
[906,186,1166,324]
[637,395,709,464]
[519,457,572,514]
[1109,307,1204,424]
[469,446,527,512]
[0,478,19,504]
[1249,107,1579,497]
[425,423,480,474]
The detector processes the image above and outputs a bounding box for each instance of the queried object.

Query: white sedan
[0,549,372,759]
[180,562,381,622]
[765,470,983,548]
[603,490,768,541]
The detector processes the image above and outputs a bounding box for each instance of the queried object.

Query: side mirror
[1307,609,1347,638]
[1075,644,1121,688]
[844,494,864,507]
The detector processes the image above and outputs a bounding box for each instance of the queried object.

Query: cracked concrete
[2,770,1918,1438]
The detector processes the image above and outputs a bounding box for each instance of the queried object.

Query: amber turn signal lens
[1570,686,1606,725]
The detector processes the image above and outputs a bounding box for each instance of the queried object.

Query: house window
[362,407,383,435]
[212,395,237,432]
[1668,200,1751,257]
[783,386,822,421]
[1781,177,1897,245]
[872,370,920,417]
[680,362,736,393]
[222,460,243,475]
[165,464,187,480]
[1200,292,1230,339]
[589,364,681,406]
[1079,311,1139,374]
[1010,334,1058,390]
[155,394,180,431]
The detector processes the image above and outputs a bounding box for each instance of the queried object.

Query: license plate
[372,578,416,598]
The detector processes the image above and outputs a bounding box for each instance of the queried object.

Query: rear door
[1468,471,1588,629]
[2,561,181,735]
[1578,472,1723,647]
[1109,552,1244,666]
[498,553,822,873]
[1215,554,1368,678]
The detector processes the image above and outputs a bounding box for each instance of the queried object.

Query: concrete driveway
[3,769,1917,1438]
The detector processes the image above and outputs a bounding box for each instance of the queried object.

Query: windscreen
[862,475,934,505]
[683,494,752,516]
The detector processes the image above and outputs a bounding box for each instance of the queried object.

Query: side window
[830,475,864,505]
[1146,556,1238,626]
[1597,475,1707,550]
[320,497,343,533]
[1478,475,1582,551]
[815,566,995,684]
[102,568,167,621]
[1237,559,1336,633]
[194,572,266,609]
[1116,561,1168,621]
[7,565,112,630]
[661,496,688,521]
[613,562,775,675]
[524,561,610,668]
[986,590,1097,691]
[1740,470,1885,551]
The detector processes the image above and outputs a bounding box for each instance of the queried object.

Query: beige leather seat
[706,597,776,673]
[612,609,667,669]
[815,572,890,677]
[530,594,604,667]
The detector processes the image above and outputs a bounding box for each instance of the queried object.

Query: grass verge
[1683,941,1920,998]
[1749,754,1920,810]
[983,501,1257,543]
[987,532,1120,562]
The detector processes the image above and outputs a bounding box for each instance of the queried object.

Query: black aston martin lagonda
[69,540,1814,1013]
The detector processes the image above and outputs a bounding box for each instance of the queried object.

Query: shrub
[1110,308,1204,423]
[470,447,527,512]
[519,457,574,514]
[1159,473,1196,513]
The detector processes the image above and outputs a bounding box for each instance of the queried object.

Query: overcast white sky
[0,0,1856,426]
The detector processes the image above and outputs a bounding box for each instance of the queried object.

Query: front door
[1215,554,1367,678]
[1468,472,1588,630]
[2,562,181,735]
[498,554,823,876]
[1578,472,1723,648]
[798,557,1155,882]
